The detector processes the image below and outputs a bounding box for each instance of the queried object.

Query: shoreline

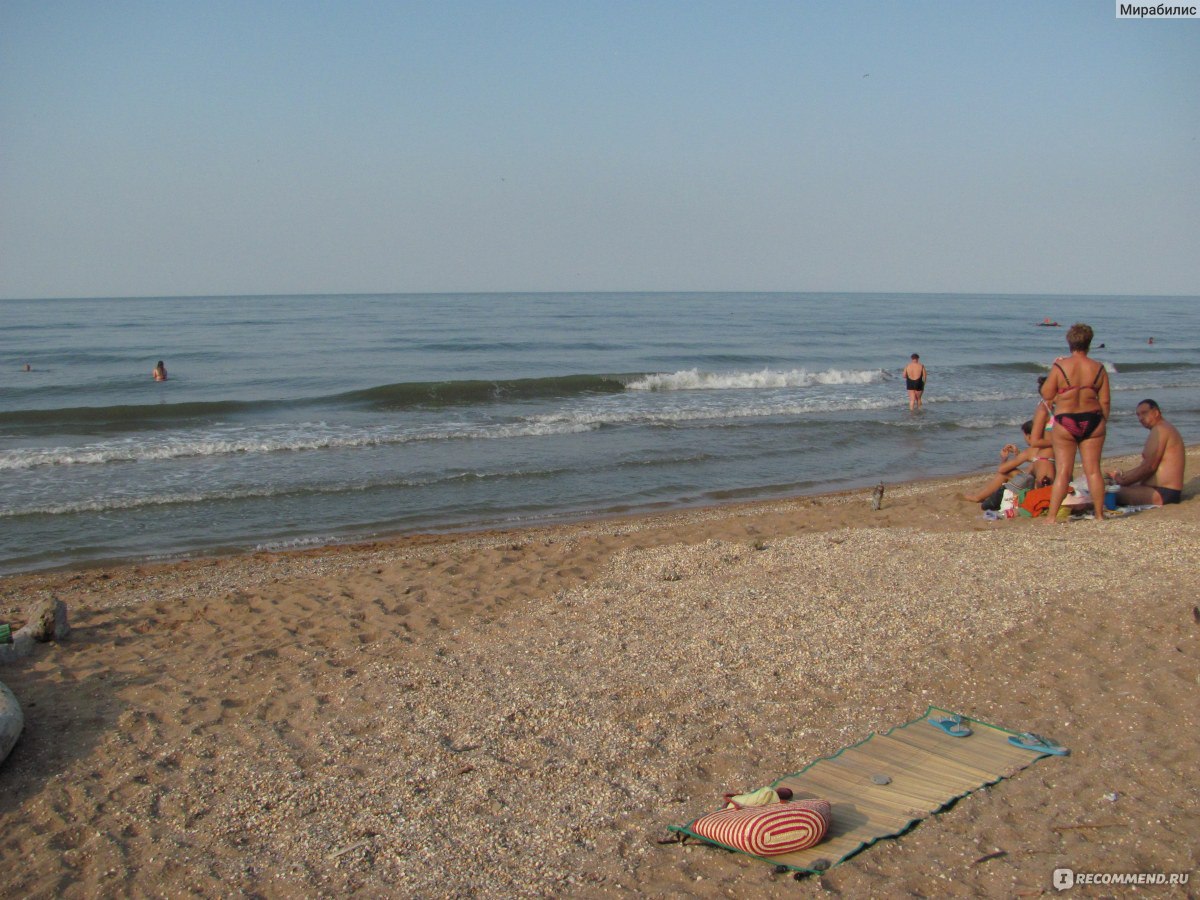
[0,462,966,581]
[0,450,1196,896]
[1,446,1170,583]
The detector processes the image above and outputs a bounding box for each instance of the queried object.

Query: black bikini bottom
[1056,411,1103,441]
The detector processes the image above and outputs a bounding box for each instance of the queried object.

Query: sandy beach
[1,449,1197,898]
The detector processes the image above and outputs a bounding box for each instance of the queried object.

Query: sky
[1,1,1198,299]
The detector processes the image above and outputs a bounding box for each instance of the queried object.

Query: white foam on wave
[2,488,268,517]
[2,476,441,517]
[0,420,599,470]
[531,395,900,428]
[625,367,886,391]
[254,534,344,552]
[945,415,1030,430]
[1,461,579,518]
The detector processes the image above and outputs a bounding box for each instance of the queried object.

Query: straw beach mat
[671,706,1066,874]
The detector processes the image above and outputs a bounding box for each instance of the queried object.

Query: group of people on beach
[958,323,1184,520]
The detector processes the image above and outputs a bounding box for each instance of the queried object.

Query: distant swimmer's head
[910,353,920,361]
[1066,323,1093,352]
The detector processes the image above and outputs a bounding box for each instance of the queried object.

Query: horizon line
[4,289,1199,302]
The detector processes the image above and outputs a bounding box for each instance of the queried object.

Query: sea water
[2,292,1196,574]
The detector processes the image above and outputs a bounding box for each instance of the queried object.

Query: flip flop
[1008,732,1070,756]
[928,714,972,737]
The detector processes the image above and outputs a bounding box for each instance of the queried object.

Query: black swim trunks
[906,377,925,391]
[1158,487,1182,505]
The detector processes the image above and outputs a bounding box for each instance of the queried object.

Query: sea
[2,292,1197,575]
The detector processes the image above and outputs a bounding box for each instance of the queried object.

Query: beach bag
[1017,486,1053,517]
[980,487,1004,512]
[1006,472,1035,493]
[982,471,1035,511]
[690,798,831,857]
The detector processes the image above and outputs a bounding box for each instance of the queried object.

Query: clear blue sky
[2,1,1197,298]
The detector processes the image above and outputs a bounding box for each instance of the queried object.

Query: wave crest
[0,420,599,470]
[626,368,886,392]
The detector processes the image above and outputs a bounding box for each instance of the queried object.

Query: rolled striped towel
[691,798,831,856]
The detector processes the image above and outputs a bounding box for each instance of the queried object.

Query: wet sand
[1,449,1198,897]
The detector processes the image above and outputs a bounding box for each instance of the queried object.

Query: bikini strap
[1053,360,1071,385]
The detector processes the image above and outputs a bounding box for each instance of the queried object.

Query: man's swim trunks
[1158,487,1182,505]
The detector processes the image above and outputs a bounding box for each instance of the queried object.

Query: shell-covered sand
[1,451,1198,898]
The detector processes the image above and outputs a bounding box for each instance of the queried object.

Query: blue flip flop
[929,713,972,737]
[1008,732,1070,756]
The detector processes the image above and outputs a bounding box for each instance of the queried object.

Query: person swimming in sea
[152,361,168,381]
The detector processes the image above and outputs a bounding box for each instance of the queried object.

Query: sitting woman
[963,419,1055,504]
[1040,322,1110,521]
[1027,377,1055,465]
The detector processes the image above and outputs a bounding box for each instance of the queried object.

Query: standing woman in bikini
[1040,323,1110,521]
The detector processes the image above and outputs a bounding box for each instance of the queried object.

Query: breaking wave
[625,368,886,391]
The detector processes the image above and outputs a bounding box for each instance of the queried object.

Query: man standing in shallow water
[1108,400,1185,506]
[904,354,927,411]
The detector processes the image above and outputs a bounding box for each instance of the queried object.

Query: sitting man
[963,419,1055,504]
[1108,399,1185,506]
